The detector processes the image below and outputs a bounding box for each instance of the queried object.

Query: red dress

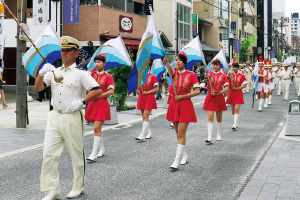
[137,73,158,110]
[166,69,199,122]
[203,71,229,112]
[226,72,247,105]
[85,70,115,121]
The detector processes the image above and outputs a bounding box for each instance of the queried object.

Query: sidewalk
[238,119,300,200]
[0,92,205,157]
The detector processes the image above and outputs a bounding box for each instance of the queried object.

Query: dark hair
[212,59,221,66]
[177,54,187,64]
[232,63,239,68]
[94,55,106,63]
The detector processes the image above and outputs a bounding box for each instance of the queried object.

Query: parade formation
[1,1,300,199]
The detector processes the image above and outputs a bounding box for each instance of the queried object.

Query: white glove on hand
[39,63,56,76]
[66,100,84,113]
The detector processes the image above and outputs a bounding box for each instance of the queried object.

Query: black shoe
[205,140,212,144]
[36,98,42,102]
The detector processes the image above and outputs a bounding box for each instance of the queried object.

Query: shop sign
[119,15,133,33]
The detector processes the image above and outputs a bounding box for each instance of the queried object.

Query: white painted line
[0,101,204,159]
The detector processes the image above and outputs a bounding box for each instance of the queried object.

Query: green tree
[278,52,282,62]
[107,51,134,111]
[239,35,257,63]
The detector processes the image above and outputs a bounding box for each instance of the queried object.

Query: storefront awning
[165,47,175,55]
[201,41,219,53]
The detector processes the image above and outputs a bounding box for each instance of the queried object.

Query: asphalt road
[0,86,297,200]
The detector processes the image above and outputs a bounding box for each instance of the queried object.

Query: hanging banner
[234,40,241,53]
[63,0,80,24]
[33,0,49,25]
[192,14,198,36]
[19,23,30,41]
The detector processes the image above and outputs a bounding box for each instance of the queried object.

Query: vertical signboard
[33,0,49,25]
[192,14,198,36]
[222,40,229,54]
[234,40,241,53]
[63,0,80,24]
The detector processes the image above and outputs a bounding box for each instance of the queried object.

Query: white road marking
[0,101,204,159]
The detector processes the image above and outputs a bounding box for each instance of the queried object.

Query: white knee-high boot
[217,122,222,141]
[97,137,105,157]
[170,144,185,169]
[206,122,213,142]
[146,123,152,139]
[233,114,239,129]
[87,136,102,161]
[264,98,269,108]
[258,99,263,111]
[180,146,188,165]
[135,121,149,141]
[268,95,272,104]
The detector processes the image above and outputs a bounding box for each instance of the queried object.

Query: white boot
[146,124,152,139]
[268,95,272,105]
[180,146,188,165]
[206,122,213,143]
[97,137,105,157]
[255,95,258,100]
[232,114,239,129]
[217,122,222,141]
[135,121,149,141]
[258,99,263,111]
[87,136,102,161]
[42,189,61,200]
[264,98,268,108]
[170,144,185,169]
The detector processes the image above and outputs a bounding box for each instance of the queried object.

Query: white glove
[66,100,84,113]
[39,63,56,76]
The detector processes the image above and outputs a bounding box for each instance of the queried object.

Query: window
[102,0,125,11]
[27,0,33,8]
[177,3,191,40]
[99,0,145,15]
[81,0,98,6]
[220,33,222,42]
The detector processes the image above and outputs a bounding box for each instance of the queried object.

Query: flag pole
[204,63,214,93]
[165,63,177,97]
[1,0,48,63]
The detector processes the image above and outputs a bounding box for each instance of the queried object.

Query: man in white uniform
[274,62,282,96]
[35,36,102,200]
[245,61,252,92]
[294,63,300,96]
[280,63,293,101]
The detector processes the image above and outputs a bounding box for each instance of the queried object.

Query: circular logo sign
[120,17,132,31]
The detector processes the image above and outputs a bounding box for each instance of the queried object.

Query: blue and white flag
[150,59,165,80]
[207,49,229,73]
[87,35,132,71]
[127,6,165,94]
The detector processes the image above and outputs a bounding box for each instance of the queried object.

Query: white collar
[96,70,105,75]
[178,69,186,74]
[60,63,76,71]
[212,70,221,74]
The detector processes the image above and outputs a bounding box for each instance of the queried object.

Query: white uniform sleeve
[80,71,100,91]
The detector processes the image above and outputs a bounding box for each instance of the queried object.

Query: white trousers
[245,74,252,91]
[295,77,300,95]
[40,110,86,192]
[275,77,281,95]
[282,80,291,100]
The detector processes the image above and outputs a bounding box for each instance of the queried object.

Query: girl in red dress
[203,59,229,143]
[85,53,115,161]
[226,62,247,130]
[166,52,200,170]
[135,62,159,141]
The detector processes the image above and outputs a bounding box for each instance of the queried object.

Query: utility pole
[241,0,244,39]
[16,0,27,128]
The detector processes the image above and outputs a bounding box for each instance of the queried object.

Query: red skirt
[85,98,111,121]
[226,90,244,104]
[203,93,227,112]
[166,97,197,122]
[137,93,157,110]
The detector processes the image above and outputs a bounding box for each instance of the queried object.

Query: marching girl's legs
[268,89,273,105]
[231,104,241,129]
[170,122,188,169]
[257,92,264,111]
[216,111,223,141]
[87,120,105,161]
[206,111,214,143]
[135,110,151,141]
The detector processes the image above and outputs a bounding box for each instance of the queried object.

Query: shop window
[80,0,98,6]
[177,3,191,40]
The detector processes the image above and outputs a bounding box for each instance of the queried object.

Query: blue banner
[234,40,241,53]
[63,0,80,24]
